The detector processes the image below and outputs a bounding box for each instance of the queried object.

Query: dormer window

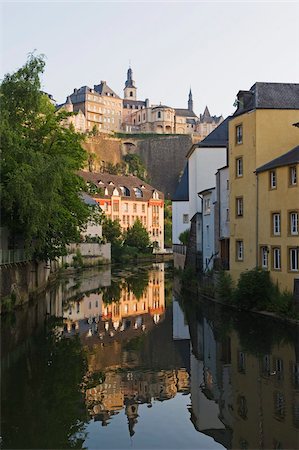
[104,187,108,196]
[153,191,159,200]
[97,180,104,185]
[112,188,119,196]
[135,187,143,198]
[109,181,114,186]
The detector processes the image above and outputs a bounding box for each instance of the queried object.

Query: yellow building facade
[229,82,299,292]
[256,148,299,291]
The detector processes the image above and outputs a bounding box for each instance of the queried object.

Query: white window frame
[290,166,297,186]
[273,247,281,270]
[290,212,299,235]
[183,214,189,224]
[204,198,211,214]
[236,240,244,261]
[261,246,268,269]
[236,197,243,217]
[236,157,243,177]
[289,248,299,271]
[270,170,277,189]
[273,213,281,235]
[236,124,243,144]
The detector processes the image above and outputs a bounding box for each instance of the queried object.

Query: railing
[0,249,29,265]
[172,244,187,255]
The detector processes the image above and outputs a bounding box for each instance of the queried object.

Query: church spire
[188,87,193,112]
[124,65,137,100]
[125,66,135,89]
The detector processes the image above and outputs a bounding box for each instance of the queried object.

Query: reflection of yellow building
[229,82,299,292]
[230,330,299,450]
[101,264,165,330]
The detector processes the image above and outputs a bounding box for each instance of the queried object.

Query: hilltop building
[79,171,164,249]
[58,67,223,137]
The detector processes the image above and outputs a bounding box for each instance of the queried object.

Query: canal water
[1,263,299,449]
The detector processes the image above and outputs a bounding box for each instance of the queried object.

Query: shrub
[216,271,234,303]
[234,268,274,310]
[179,229,190,246]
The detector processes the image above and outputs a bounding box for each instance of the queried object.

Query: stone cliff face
[83,134,195,199]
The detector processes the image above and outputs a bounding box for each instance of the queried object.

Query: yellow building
[229,82,299,292]
[79,171,164,249]
[256,146,299,292]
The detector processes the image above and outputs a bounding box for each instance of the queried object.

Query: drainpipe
[256,171,259,268]
[197,193,204,272]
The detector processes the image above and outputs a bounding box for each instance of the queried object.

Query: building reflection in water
[62,264,190,437]
[181,294,299,450]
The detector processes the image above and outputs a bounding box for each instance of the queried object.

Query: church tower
[188,88,193,112]
[124,66,137,101]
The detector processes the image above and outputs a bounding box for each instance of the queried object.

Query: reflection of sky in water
[84,393,225,450]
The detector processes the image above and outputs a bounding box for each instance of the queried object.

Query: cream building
[56,95,87,132]
[64,82,123,133]
[79,171,164,249]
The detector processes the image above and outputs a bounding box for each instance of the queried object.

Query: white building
[199,187,216,272]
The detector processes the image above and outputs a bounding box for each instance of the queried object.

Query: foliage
[124,154,147,181]
[215,271,235,303]
[164,200,172,248]
[1,317,88,449]
[102,217,122,245]
[102,279,122,303]
[123,219,150,251]
[105,161,126,175]
[179,229,190,246]
[0,54,90,260]
[87,152,97,172]
[234,268,276,310]
[126,270,149,299]
[72,250,83,269]
[85,181,103,196]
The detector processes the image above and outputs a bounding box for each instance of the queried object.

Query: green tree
[102,217,122,244]
[124,219,150,251]
[0,54,90,260]
[124,154,147,180]
[179,229,190,245]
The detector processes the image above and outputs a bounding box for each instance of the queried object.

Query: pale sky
[1,1,299,117]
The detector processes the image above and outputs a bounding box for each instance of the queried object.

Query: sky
[1,1,299,118]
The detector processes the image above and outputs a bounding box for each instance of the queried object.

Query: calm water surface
[1,263,299,449]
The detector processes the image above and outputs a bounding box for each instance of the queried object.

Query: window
[261,246,269,269]
[130,91,133,97]
[236,197,243,217]
[236,124,243,144]
[236,240,244,261]
[290,211,298,235]
[270,170,277,189]
[290,166,297,186]
[272,213,281,235]
[157,111,161,119]
[123,215,126,223]
[238,351,246,373]
[123,203,129,212]
[133,203,137,213]
[273,247,281,270]
[204,198,211,214]
[226,208,230,222]
[113,202,119,212]
[274,391,285,420]
[183,214,189,224]
[289,248,299,271]
[142,204,145,213]
[236,157,243,177]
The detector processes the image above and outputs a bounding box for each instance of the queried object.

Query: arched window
[157,111,161,119]
[130,91,133,97]
[135,187,143,198]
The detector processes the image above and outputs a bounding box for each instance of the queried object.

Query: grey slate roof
[234,82,299,116]
[123,99,146,107]
[175,108,197,118]
[94,81,120,99]
[80,192,98,206]
[172,163,189,202]
[256,145,299,173]
[197,116,230,148]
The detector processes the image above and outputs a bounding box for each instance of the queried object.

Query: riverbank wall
[0,242,111,311]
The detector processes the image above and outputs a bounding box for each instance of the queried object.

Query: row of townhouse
[172,82,299,295]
